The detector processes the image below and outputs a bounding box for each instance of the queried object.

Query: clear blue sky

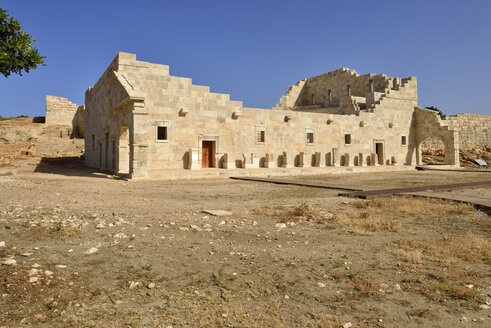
[1,0,490,117]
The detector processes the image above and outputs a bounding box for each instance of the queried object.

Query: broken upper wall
[414,107,460,165]
[275,68,418,114]
[45,95,85,137]
[421,113,490,149]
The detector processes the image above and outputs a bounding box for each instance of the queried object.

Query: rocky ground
[0,170,490,327]
[422,147,491,168]
[0,117,490,327]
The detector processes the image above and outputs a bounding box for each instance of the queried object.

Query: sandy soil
[0,167,490,327]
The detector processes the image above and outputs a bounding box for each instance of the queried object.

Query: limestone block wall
[414,107,459,165]
[76,105,85,138]
[274,68,417,113]
[420,113,490,149]
[46,95,78,125]
[45,95,85,137]
[85,52,441,178]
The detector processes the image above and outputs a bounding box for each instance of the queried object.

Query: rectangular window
[401,135,407,146]
[92,135,95,151]
[255,126,266,144]
[157,126,168,140]
[306,128,315,144]
[256,130,265,143]
[156,120,170,142]
[345,134,351,145]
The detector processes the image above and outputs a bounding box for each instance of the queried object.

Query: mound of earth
[0,117,84,174]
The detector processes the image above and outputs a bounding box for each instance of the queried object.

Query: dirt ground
[0,168,490,328]
[1,117,490,327]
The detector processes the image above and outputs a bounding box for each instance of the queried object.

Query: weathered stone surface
[83,52,463,178]
[202,210,233,216]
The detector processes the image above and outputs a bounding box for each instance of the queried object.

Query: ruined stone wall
[85,53,427,177]
[85,52,461,178]
[421,113,490,149]
[414,107,459,165]
[45,95,85,137]
[274,68,418,118]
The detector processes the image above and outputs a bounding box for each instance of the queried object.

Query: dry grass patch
[392,233,490,265]
[253,203,333,224]
[359,195,476,217]
[337,208,403,234]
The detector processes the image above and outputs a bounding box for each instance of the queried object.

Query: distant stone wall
[421,113,490,149]
[45,95,85,137]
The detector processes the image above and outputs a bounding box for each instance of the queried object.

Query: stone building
[45,95,85,138]
[84,52,459,179]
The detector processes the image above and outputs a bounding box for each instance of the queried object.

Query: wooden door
[202,141,213,168]
[376,142,384,165]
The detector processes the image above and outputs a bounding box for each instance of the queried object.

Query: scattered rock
[85,247,98,255]
[29,277,39,283]
[275,223,287,229]
[21,253,33,257]
[2,258,16,266]
[45,270,54,276]
[56,265,67,269]
[317,282,326,288]
[343,323,352,328]
[202,210,233,216]
[190,224,202,231]
[128,281,139,289]
[480,304,490,309]
[27,268,39,276]
[147,282,155,289]
[0,241,5,247]
[0,169,13,176]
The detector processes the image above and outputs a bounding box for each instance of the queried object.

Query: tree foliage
[0,8,45,77]
[425,106,446,119]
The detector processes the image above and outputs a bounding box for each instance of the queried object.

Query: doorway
[375,142,384,165]
[202,141,214,168]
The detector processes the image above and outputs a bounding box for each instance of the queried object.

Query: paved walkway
[407,191,491,214]
[231,176,491,214]
[229,176,376,191]
[338,180,491,198]
[416,166,491,173]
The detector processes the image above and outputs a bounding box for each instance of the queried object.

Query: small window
[345,134,351,145]
[401,136,407,146]
[157,126,168,141]
[256,130,265,143]
[255,126,266,144]
[92,135,95,151]
[307,132,314,144]
[306,128,315,144]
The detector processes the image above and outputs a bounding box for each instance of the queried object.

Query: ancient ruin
[45,95,85,138]
[79,52,461,179]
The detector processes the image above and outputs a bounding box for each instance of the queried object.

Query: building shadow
[34,156,114,179]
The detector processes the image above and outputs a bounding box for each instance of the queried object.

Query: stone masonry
[84,52,459,179]
[422,113,490,149]
[45,95,85,138]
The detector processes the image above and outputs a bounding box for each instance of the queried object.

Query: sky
[1,0,490,117]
